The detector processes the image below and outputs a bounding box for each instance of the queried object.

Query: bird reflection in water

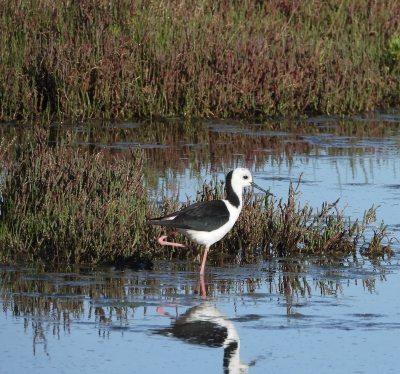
[155,277,249,374]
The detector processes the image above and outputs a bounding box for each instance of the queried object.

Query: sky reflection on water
[0,257,399,374]
[1,112,400,373]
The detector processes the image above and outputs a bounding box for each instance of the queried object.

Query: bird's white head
[230,168,272,195]
[231,168,254,188]
[225,168,271,209]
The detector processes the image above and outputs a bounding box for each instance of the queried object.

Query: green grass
[0,0,399,121]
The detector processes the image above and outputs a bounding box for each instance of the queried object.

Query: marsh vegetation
[0,126,394,265]
[1,0,399,121]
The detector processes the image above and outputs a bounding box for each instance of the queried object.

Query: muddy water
[1,111,400,373]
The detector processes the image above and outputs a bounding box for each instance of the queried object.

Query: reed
[0,0,399,121]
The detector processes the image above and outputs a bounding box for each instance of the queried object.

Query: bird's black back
[146,200,230,232]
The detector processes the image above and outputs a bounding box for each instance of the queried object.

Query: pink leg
[158,231,200,261]
[156,306,168,316]
[199,275,206,297]
[156,305,178,319]
[199,247,209,276]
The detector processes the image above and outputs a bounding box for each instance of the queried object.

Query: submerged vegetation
[1,0,400,121]
[0,127,394,266]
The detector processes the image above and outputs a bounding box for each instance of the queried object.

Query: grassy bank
[0,0,399,121]
[0,128,393,265]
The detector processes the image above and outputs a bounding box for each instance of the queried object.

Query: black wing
[146,200,230,232]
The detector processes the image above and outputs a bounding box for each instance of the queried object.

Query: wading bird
[146,168,272,275]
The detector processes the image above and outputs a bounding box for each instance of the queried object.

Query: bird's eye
[243,176,248,179]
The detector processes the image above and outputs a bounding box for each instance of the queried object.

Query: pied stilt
[146,168,272,275]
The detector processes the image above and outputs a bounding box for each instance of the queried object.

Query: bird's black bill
[251,182,274,196]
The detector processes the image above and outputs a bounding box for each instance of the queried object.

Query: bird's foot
[158,230,179,246]
[158,231,197,255]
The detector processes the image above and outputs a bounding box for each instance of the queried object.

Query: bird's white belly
[179,203,241,248]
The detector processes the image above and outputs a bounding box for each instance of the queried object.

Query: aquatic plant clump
[0,129,154,265]
[0,0,400,121]
[182,176,394,262]
[247,187,393,260]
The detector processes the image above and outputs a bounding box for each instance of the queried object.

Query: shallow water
[1,258,399,374]
[1,111,400,373]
